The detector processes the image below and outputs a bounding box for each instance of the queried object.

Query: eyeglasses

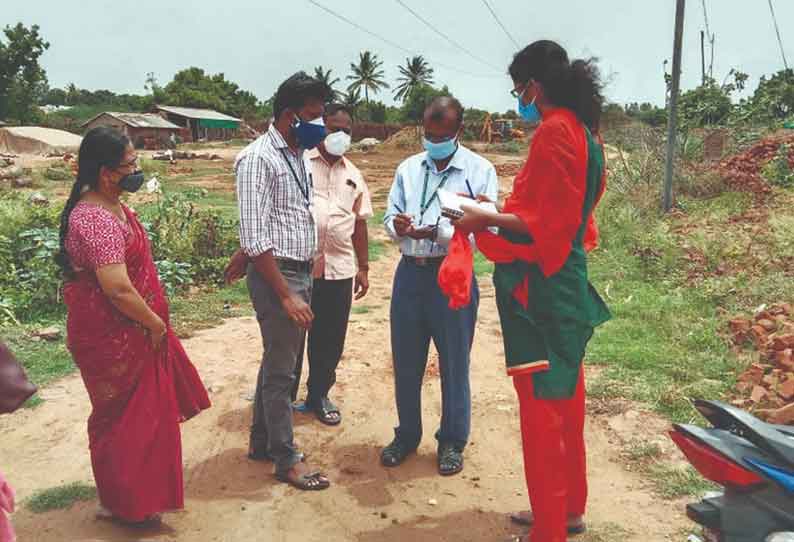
[511,79,535,99]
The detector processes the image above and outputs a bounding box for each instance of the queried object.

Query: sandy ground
[0,144,691,541]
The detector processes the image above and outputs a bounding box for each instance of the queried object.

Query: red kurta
[65,202,210,522]
[439,108,605,311]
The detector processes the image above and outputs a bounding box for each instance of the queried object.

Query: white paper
[437,188,496,217]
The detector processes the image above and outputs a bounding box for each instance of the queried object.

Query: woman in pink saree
[57,127,210,523]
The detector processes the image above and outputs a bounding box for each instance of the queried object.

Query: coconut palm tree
[313,66,343,102]
[393,56,435,103]
[341,87,363,118]
[346,51,390,104]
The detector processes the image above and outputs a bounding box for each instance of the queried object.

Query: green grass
[2,321,74,406]
[180,139,249,150]
[473,251,494,277]
[2,282,251,404]
[649,464,718,499]
[168,281,250,337]
[368,210,386,231]
[369,239,387,262]
[622,439,664,463]
[351,305,374,315]
[26,482,96,513]
[578,523,633,542]
[586,189,744,422]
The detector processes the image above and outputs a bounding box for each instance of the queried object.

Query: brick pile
[717,134,794,195]
[731,303,794,424]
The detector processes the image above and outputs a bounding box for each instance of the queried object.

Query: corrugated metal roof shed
[81,112,181,130]
[155,105,240,122]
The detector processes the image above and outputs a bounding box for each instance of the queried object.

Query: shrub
[761,143,794,188]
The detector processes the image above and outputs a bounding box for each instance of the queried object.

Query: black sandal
[438,444,464,476]
[509,510,586,534]
[313,397,341,426]
[276,470,330,491]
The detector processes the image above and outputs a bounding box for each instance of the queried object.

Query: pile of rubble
[0,155,33,188]
[381,127,422,150]
[495,162,522,177]
[153,150,222,162]
[716,134,794,195]
[731,302,794,423]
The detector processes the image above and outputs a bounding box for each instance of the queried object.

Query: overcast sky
[3,1,793,113]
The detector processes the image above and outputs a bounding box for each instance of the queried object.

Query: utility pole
[700,31,706,85]
[663,0,686,213]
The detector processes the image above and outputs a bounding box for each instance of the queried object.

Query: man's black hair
[273,71,332,120]
[324,103,352,119]
[425,96,464,127]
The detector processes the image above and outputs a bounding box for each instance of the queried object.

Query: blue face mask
[118,170,145,193]
[423,136,458,161]
[518,94,541,123]
[292,115,326,149]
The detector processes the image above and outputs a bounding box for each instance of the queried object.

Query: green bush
[155,260,193,297]
[140,190,238,287]
[761,144,794,188]
[43,163,73,181]
[0,186,239,325]
[0,194,63,322]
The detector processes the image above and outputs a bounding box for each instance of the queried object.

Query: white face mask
[324,130,352,156]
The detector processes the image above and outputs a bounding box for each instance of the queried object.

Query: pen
[465,179,475,199]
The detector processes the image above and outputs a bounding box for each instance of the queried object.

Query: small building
[81,112,183,149]
[155,105,241,142]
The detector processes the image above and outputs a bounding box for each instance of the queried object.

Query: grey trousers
[247,261,312,475]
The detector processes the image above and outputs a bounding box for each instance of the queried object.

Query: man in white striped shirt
[234,72,331,491]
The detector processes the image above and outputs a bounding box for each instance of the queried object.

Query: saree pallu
[64,205,210,522]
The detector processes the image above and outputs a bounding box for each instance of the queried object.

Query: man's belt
[403,255,445,267]
[275,258,313,273]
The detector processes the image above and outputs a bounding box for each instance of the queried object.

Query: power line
[700,0,715,78]
[306,0,499,79]
[394,0,503,72]
[481,0,520,49]
[767,0,789,70]
[700,0,712,42]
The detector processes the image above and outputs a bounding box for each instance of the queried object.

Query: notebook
[437,187,495,220]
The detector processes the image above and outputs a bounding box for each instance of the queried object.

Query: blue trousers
[389,257,479,450]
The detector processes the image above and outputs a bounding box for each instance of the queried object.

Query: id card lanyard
[419,163,451,226]
[279,148,312,207]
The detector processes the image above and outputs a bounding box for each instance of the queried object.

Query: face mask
[324,131,352,156]
[423,136,458,161]
[118,170,145,193]
[292,115,327,150]
[518,93,541,123]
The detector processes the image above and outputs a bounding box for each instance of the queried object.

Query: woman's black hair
[55,126,130,276]
[509,40,603,132]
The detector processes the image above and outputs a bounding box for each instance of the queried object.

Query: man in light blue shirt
[381,96,498,476]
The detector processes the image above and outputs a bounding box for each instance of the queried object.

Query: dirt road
[0,145,690,541]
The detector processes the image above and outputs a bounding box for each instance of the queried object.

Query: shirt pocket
[334,181,359,215]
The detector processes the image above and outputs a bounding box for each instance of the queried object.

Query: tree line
[0,23,516,132]
[6,21,790,134]
[612,68,794,130]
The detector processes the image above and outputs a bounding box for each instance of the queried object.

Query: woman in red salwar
[453,41,611,542]
[56,127,210,524]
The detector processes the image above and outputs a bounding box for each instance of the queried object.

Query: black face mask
[118,170,145,193]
